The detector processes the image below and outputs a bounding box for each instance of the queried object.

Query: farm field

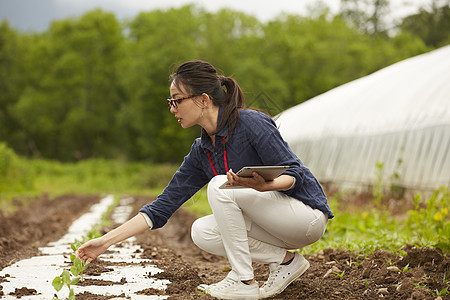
[0,3,449,298]
[0,192,448,299]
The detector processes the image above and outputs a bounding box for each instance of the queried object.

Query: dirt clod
[10,287,38,297]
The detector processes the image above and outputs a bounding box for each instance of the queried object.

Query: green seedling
[52,242,90,299]
[51,198,117,299]
[69,255,90,281]
[52,269,79,300]
[70,243,90,281]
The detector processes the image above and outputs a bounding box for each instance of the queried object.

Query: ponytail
[217,76,245,140]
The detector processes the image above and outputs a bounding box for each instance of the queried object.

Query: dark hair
[170,60,245,140]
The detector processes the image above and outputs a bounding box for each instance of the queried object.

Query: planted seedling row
[0,195,170,299]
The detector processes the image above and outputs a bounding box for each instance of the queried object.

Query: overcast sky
[0,0,436,32]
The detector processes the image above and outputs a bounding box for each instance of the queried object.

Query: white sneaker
[197,283,210,291]
[204,276,260,299]
[259,252,310,298]
[197,275,231,292]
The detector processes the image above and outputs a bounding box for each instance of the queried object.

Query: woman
[76,60,334,299]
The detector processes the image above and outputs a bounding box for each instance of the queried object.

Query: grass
[303,186,449,255]
[0,157,178,210]
[0,144,448,255]
[31,158,178,196]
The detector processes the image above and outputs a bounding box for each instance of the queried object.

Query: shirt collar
[200,105,228,149]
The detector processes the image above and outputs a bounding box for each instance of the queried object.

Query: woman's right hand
[75,237,109,263]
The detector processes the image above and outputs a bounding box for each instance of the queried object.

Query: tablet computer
[219,166,290,189]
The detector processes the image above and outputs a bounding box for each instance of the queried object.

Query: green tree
[120,5,202,162]
[263,14,373,107]
[0,5,435,164]
[0,21,24,149]
[196,8,287,115]
[339,0,390,36]
[262,12,427,109]
[400,0,450,48]
[12,10,126,160]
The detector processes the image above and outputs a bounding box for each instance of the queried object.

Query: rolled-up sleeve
[139,140,209,229]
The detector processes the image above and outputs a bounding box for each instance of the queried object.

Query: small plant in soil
[333,270,345,279]
[69,240,90,281]
[51,198,117,299]
[52,269,78,300]
[436,286,449,297]
[52,242,90,300]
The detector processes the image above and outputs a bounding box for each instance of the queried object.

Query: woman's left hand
[226,169,268,192]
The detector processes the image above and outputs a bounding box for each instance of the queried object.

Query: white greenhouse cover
[276,45,450,190]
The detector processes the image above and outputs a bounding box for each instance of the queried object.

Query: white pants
[191,175,328,281]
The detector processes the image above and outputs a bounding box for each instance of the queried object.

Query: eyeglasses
[167,95,199,109]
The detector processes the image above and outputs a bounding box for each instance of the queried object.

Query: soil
[0,194,449,299]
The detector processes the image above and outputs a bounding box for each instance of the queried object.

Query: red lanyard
[207,136,228,176]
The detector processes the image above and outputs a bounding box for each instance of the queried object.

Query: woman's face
[169,81,203,128]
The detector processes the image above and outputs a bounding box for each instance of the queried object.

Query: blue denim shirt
[140,108,334,229]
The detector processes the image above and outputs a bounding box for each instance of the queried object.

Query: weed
[334,270,345,279]
[389,158,404,199]
[386,258,394,266]
[435,286,449,296]
[373,158,405,203]
[406,186,450,251]
[373,161,385,206]
[345,258,362,267]
[412,282,427,289]
[402,264,410,273]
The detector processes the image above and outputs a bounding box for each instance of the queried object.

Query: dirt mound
[1,194,449,299]
[399,244,448,270]
[0,194,99,271]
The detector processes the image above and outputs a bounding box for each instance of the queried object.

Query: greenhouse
[276,45,450,191]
